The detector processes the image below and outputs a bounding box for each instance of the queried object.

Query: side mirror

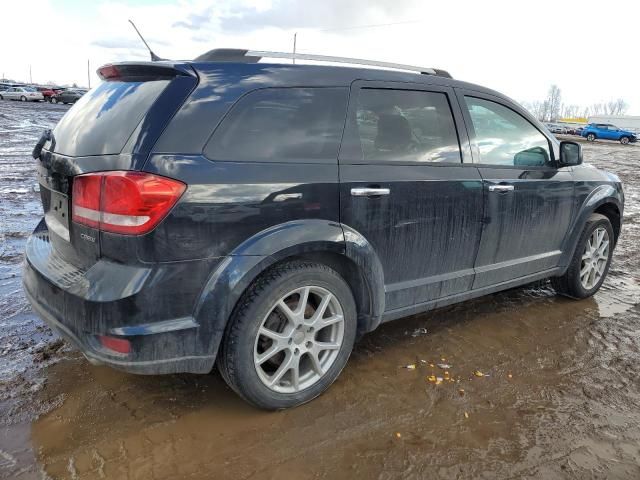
[559,141,582,166]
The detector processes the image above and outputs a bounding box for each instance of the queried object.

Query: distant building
[588,115,640,134]
[559,117,588,124]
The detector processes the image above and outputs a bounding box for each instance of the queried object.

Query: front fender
[192,220,385,362]
[559,184,623,268]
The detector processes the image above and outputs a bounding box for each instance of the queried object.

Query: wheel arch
[193,220,385,364]
[593,202,621,245]
[559,186,623,269]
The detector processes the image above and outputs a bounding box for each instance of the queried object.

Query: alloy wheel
[580,227,610,290]
[253,285,345,393]
[621,137,629,145]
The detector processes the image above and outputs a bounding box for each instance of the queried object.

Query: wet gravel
[0,101,639,479]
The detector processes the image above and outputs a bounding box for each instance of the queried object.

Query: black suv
[24,49,624,409]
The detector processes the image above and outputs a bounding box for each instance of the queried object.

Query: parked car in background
[51,89,85,104]
[581,123,637,144]
[36,86,64,101]
[0,86,44,102]
[25,50,624,409]
[545,123,567,134]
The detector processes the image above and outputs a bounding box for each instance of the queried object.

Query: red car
[36,86,64,102]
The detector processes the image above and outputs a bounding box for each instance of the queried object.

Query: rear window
[341,88,461,164]
[204,87,348,163]
[51,80,169,157]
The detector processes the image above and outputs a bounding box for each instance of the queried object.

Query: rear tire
[20,96,27,102]
[51,97,57,104]
[552,213,613,298]
[218,260,357,410]
[586,133,596,142]
[620,136,630,145]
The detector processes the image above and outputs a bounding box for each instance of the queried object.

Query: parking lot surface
[1,101,639,479]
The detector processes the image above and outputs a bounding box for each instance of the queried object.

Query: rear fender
[193,220,385,361]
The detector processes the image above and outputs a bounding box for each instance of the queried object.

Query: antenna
[128,19,164,61]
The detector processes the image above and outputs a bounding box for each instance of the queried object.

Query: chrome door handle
[351,187,390,197]
[488,184,514,192]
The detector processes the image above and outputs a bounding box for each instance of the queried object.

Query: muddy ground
[0,100,639,479]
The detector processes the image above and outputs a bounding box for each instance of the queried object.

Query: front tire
[552,213,613,298]
[51,97,58,104]
[620,136,630,145]
[20,96,27,102]
[586,133,596,142]
[218,260,357,410]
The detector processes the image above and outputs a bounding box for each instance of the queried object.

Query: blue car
[582,123,637,144]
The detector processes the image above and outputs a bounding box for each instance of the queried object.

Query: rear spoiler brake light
[97,63,194,81]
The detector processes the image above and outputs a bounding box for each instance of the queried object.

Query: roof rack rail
[193,48,452,78]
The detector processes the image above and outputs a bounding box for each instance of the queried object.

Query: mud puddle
[1,103,640,479]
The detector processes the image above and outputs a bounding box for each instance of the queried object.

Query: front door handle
[351,187,390,197]
[488,184,514,193]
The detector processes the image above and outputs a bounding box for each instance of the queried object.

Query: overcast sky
[2,0,639,114]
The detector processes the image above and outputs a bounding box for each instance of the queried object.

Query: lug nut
[294,348,300,355]
[305,341,312,348]
[288,338,293,345]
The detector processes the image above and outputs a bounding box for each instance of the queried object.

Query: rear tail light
[72,171,185,235]
[98,335,131,354]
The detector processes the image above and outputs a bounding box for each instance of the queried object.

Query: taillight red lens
[98,335,131,354]
[72,174,102,228]
[72,171,186,235]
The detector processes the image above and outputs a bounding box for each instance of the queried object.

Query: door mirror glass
[559,141,582,166]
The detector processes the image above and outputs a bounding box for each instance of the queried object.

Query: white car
[0,86,44,102]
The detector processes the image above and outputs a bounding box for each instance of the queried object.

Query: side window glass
[464,96,551,167]
[349,88,461,163]
[205,87,348,163]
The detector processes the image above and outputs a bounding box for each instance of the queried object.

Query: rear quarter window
[51,80,169,157]
[204,87,348,163]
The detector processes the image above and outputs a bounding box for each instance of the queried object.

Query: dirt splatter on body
[1,102,639,479]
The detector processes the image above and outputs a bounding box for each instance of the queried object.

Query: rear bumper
[23,226,221,374]
[23,287,213,374]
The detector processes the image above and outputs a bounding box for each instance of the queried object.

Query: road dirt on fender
[1,102,639,479]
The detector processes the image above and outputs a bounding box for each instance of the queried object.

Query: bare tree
[590,103,606,116]
[605,98,628,115]
[522,100,546,121]
[545,85,562,122]
[524,86,629,122]
[561,104,580,119]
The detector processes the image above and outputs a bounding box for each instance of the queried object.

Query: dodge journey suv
[24,49,624,409]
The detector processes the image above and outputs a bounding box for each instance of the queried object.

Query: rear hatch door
[34,62,198,266]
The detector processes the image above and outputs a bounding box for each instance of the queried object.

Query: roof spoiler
[193,48,452,78]
[97,62,196,81]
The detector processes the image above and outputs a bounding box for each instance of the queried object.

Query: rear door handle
[351,187,390,197]
[488,184,514,193]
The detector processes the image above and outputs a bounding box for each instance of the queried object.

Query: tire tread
[218,260,350,407]
[552,213,612,298]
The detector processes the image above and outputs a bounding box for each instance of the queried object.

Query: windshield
[51,80,169,156]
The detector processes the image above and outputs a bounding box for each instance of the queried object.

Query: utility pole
[292,32,297,64]
[87,59,91,89]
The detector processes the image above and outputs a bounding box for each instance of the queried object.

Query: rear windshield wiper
[32,129,53,160]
